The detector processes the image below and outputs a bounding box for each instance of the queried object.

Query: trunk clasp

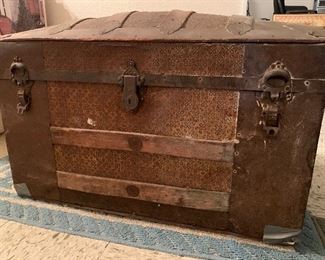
[119,60,145,112]
[10,57,33,115]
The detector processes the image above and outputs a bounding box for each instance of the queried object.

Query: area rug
[0,156,324,259]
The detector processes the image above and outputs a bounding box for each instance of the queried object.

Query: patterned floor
[0,156,324,259]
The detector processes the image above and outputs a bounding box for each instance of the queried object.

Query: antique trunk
[0,11,324,241]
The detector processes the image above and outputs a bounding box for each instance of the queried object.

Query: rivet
[304,80,310,87]
[128,136,143,151]
[126,185,140,197]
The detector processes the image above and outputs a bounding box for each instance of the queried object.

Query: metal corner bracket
[263,225,301,245]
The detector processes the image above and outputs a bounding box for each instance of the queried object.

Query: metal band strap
[1,70,324,94]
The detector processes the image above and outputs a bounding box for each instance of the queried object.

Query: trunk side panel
[229,44,325,238]
[0,42,58,201]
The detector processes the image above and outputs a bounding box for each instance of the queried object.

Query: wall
[249,0,315,19]
[44,0,247,26]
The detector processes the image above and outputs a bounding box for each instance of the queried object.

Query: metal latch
[258,61,293,137]
[10,57,33,114]
[119,60,145,112]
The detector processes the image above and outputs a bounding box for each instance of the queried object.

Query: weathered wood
[57,171,230,212]
[51,127,234,162]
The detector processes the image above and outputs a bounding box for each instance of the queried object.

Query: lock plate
[119,60,145,112]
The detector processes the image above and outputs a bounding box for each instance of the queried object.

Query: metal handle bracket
[258,61,293,137]
[10,57,33,115]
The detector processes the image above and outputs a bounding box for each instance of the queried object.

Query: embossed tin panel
[48,82,239,140]
[54,145,233,192]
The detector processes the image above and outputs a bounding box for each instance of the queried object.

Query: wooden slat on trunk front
[57,171,230,212]
[51,127,234,162]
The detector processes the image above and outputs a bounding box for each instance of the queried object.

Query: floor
[0,219,192,260]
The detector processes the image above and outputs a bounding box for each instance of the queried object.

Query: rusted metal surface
[257,61,293,136]
[48,82,239,141]
[244,44,325,80]
[2,42,324,94]
[50,127,234,162]
[2,69,324,95]
[119,60,145,112]
[10,57,33,114]
[1,11,325,43]
[54,145,233,193]
[230,91,324,238]
[229,43,325,238]
[0,79,59,201]
[0,42,44,79]
[57,171,230,212]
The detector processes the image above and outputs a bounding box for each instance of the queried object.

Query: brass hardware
[119,60,145,112]
[258,61,293,137]
[10,57,33,114]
